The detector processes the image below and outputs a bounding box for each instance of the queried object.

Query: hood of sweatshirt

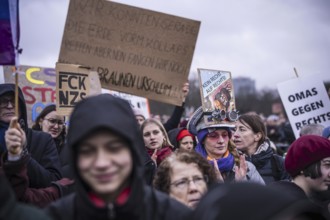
[0,84,28,133]
[67,94,145,202]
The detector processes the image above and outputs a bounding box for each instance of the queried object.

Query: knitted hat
[322,126,330,139]
[176,129,194,142]
[285,135,330,177]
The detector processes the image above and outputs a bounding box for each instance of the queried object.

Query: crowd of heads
[1,83,330,220]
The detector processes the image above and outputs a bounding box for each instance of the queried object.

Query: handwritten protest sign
[198,69,235,112]
[198,68,236,126]
[277,75,330,139]
[59,0,200,106]
[4,65,56,126]
[4,64,102,123]
[56,63,93,115]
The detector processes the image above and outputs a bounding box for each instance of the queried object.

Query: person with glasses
[32,105,66,140]
[0,84,62,189]
[3,105,74,208]
[32,105,71,178]
[153,150,217,208]
[187,107,264,184]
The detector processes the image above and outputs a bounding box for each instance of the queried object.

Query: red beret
[176,129,194,142]
[285,135,330,177]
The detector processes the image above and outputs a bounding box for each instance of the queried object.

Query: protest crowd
[0,81,330,220]
[1,1,330,220]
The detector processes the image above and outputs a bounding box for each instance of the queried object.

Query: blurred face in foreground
[203,129,229,159]
[77,130,132,201]
[169,161,207,209]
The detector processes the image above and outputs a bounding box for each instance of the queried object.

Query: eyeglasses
[44,118,65,126]
[206,131,229,140]
[170,175,208,190]
[0,97,15,108]
[206,109,239,122]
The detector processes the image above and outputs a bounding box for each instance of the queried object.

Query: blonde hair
[141,118,174,149]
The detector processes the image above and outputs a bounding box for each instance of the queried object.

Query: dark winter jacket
[56,141,73,179]
[243,140,291,184]
[190,182,327,220]
[163,104,185,132]
[1,150,74,208]
[0,84,62,188]
[32,120,72,179]
[270,180,310,201]
[46,94,191,220]
[0,169,51,220]
[271,181,330,218]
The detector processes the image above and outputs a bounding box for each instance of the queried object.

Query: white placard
[277,75,330,139]
[102,89,150,119]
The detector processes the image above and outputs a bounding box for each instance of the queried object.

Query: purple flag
[0,0,20,65]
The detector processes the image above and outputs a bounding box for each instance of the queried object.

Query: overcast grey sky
[2,0,329,89]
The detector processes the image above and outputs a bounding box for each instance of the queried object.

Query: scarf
[88,186,131,207]
[146,146,173,166]
[195,143,234,172]
[248,141,273,169]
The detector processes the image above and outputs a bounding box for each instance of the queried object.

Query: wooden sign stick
[293,67,299,78]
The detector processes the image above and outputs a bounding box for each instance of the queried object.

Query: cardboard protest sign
[198,68,237,126]
[56,63,96,115]
[59,0,200,106]
[277,75,330,139]
[4,65,56,126]
[103,89,150,119]
[4,65,102,124]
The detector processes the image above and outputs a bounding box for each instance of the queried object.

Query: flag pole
[293,67,299,78]
[15,69,19,117]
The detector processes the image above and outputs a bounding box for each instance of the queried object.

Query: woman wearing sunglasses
[187,107,264,184]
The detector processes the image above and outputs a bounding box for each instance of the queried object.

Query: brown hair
[238,113,266,147]
[141,118,173,149]
[32,104,66,150]
[153,150,217,193]
[302,161,322,179]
